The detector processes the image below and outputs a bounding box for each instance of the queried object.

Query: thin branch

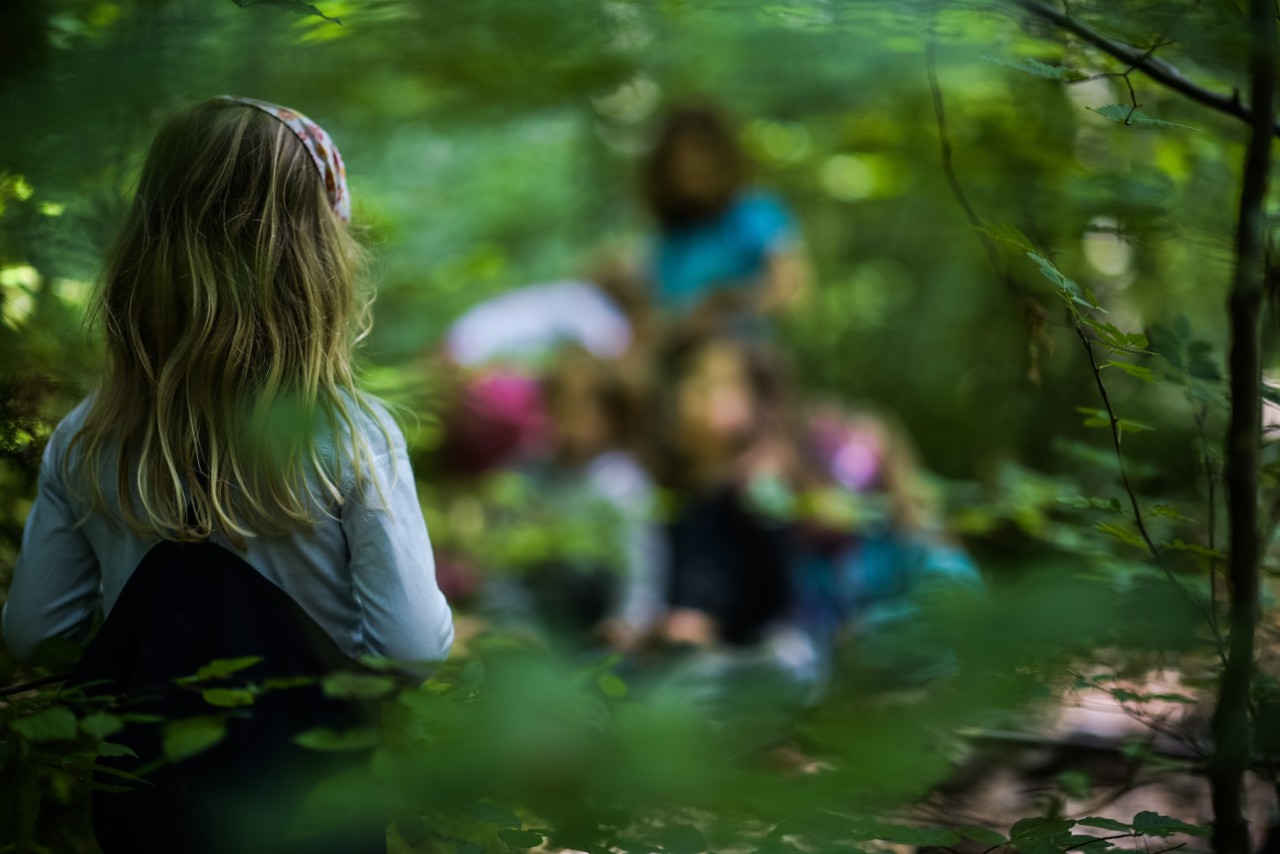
[926,15,1005,281]
[1077,330,1229,665]
[1009,0,1280,138]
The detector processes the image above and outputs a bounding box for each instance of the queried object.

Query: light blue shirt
[2,398,454,674]
[653,190,798,314]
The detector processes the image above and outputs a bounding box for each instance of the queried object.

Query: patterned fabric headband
[217,96,350,225]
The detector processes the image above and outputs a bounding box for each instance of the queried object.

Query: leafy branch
[1007,0,1280,137]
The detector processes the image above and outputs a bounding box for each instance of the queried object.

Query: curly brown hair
[641,102,750,230]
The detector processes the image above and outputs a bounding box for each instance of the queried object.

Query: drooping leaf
[1027,252,1081,296]
[1088,104,1200,132]
[979,221,1035,251]
[1116,418,1154,435]
[1130,811,1210,837]
[162,717,227,761]
[293,726,380,751]
[202,688,255,708]
[97,742,137,759]
[178,656,262,685]
[79,712,123,740]
[1077,817,1131,832]
[1105,361,1154,382]
[983,55,1084,80]
[1096,521,1146,549]
[10,706,78,742]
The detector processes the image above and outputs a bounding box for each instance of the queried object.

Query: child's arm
[342,420,454,676]
[2,431,100,663]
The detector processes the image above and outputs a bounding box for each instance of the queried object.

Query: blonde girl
[2,97,453,673]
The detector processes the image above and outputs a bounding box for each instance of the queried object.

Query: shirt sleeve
[2,421,101,663]
[341,418,454,675]
[590,454,667,632]
[738,193,800,257]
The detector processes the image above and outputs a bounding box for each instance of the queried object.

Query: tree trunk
[1208,1,1275,851]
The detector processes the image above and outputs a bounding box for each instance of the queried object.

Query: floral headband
[217,95,350,225]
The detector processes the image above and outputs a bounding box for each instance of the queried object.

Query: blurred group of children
[428,102,983,704]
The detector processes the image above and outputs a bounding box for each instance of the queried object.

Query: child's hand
[661,608,719,647]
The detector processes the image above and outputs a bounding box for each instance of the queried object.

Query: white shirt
[445,280,631,366]
[2,398,454,674]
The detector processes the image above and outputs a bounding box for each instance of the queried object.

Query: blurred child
[433,258,651,477]
[481,347,665,650]
[653,336,807,650]
[641,102,810,338]
[793,406,983,689]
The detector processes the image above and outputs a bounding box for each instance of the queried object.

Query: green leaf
[979,221,1035,251]
[293,726,380,751]
[1077,817,1130,832]
[1149,504,1195,522]
[1169,539,1223,559]
[85,763,149,784]
[202,688,255,708]
[1088,104,1199,132]
[983,55,1083,80]
[321,672,397,700]
[1075,406,1111,429]
[1010,817,1075,840]
[659,824,707,854]
[98,742,137,759]
[177,656,262,685]
[597,672,628,698]
[1130,811,1210,837]
[958,826,1006,846]
[260,676,316,690]
[79,712,123,741]
[1082,317,1129,348]
[162,717,227,762]
[1096,521,1146,549]
[1105,361,1154,382]
[456,843,483,854]
[499,828,546,849]
[1116,418,1154,435]
[10,707,78,742]
[1027,252,1081,296]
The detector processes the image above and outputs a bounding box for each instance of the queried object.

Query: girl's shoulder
[320,392,409,462]
[41,396,96,473]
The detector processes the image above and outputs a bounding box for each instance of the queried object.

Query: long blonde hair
[68,98,386,547]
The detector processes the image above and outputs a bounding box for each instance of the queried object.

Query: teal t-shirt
[653,191,798,314]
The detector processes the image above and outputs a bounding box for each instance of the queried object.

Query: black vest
[65,540,385,853]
